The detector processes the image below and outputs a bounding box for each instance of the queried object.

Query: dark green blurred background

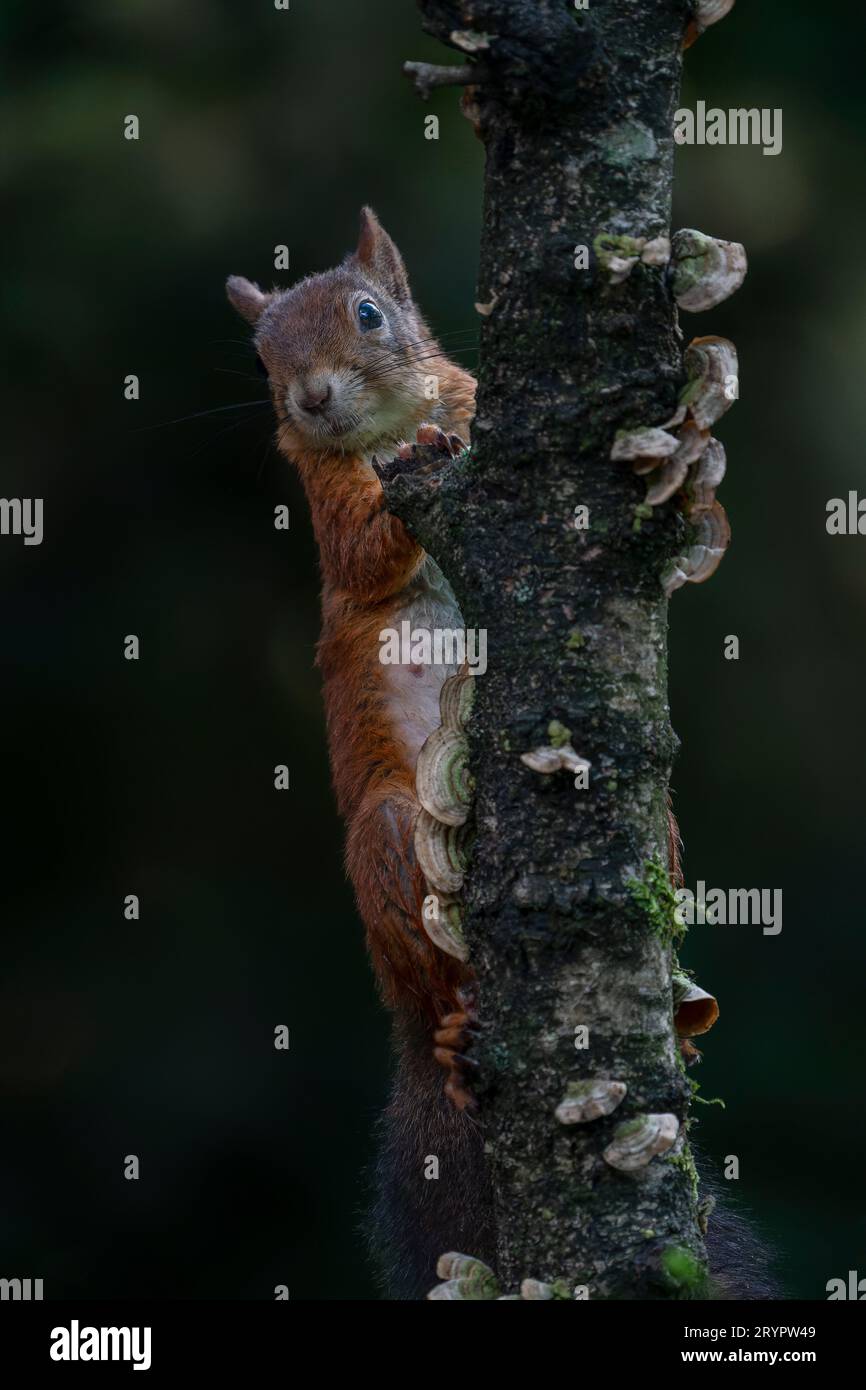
[1,0,863,1299]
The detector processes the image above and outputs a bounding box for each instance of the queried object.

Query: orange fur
[298,416,475,1022]
[228,212,476,1030]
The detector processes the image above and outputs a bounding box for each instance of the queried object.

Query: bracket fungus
[641,236,672,267]
[671,229,748,312]
[415,810,469,895]
[427,1254,573,1301]
[438,665,475,730]
[428,1253,501,1300]
[671,418,712,469]
[595,233,672,285]
[416,669,476,951]
[611,426,679,467]
[521,743,591,777]
[416,725,473,827]
[448,29,492,54]
[673,972,720,1039]
[662,498,731,596]
[611,417,711,509]
[682,336,738,430]
[644,449,692,507]
[555,1078,627,1125]
[610,324,738,591]
[421,892,469,963]
[603,1113,680,1172]
[520,1279,555,1300]
[685,0,736,48]
[685,437,727,516]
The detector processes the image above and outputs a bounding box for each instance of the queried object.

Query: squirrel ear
[353,207,411,304]
[226,275,271,325]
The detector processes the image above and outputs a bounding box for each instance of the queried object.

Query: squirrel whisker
[137,399,273,433]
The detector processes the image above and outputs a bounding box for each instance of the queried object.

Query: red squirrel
[227,209,480,1098]
[226,211,776,1300]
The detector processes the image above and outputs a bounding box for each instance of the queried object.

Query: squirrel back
[227,210,476,1029]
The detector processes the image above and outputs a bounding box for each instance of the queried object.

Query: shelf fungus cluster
[594,228,746,316]
[427,1253,572,1301]
[609,229,746,598]
[602,228,745,595]
[416,668,475,964]
[594,233,671,286]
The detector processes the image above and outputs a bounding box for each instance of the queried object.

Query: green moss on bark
[628,855,687,944]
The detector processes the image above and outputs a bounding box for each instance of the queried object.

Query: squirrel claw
[452,1052,479,1071]
[444,1075,477,1112]
[384,425,466,479]
[414,423,465,457]
[434,1004,479,1110]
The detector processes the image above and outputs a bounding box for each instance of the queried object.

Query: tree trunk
[383,0,708,1299]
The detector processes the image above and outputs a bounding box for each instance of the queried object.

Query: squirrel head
[227,208,437,458]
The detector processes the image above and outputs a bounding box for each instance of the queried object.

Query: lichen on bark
[382,0,705,1298]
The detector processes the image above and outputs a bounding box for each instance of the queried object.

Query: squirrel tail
[364,1009,495,1300]
[697,1155,784,1299]
[363,1019,781,1301]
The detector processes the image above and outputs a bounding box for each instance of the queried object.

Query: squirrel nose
[298,381,332,413]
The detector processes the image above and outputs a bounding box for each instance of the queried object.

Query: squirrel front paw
[372,424,466,485]
[398,423,466,465]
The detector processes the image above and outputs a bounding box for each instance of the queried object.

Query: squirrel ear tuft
[353,207,411,303]
[226,275,271,325]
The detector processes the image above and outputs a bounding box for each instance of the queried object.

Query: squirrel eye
[358,300,384,332]
[255,354,268,378]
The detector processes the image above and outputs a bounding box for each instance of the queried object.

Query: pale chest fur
[382,555,464,771]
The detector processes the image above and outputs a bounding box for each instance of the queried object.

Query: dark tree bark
[383,0,710,1298]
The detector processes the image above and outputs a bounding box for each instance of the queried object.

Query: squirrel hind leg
[366,1009,495,1299]
[433,998,480,1112]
